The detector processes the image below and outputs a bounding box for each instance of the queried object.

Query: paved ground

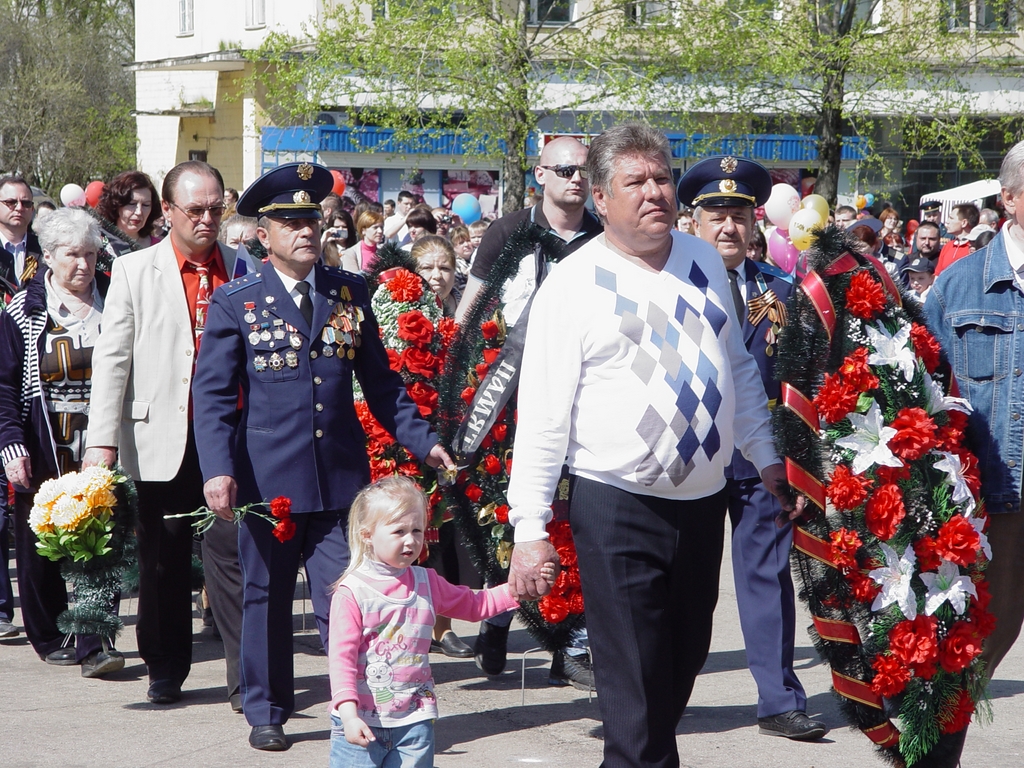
[2,542,1022,768]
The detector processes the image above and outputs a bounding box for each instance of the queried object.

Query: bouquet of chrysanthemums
[31,466,128,563]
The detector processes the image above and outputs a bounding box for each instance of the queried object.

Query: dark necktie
[295,280,314,328]
[727,269,745,325]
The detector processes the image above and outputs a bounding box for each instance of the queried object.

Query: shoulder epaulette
[223,272,262,295]
[756,260,794,284]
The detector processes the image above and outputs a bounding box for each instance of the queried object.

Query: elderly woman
[0,208,122,678]
[411,235,459,316]
[93,170,162,273]
[341,210,385,273]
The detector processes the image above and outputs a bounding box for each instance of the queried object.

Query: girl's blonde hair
[335,476,428,587]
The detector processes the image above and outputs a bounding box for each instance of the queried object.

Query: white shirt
[276,268,317,313]
[0,232,27,284]
[1002,226,1024,292]
[384,214,408,244]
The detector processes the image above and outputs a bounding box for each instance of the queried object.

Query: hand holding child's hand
[344,716,376,747]
[540,561,560,585]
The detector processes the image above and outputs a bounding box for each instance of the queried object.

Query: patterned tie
[295,280,314,328]
[195,263,211,345]
[727,269,745,325]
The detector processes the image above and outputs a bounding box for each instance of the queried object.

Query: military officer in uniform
[192,162,453,752]
[680,157,828,741]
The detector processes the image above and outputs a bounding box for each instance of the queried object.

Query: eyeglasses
[438,214,453,224]
[170,201,226,222]
[0,198,35,210]
[538,164,588,180]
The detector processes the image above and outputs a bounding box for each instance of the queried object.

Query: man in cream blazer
[85,161,255,708]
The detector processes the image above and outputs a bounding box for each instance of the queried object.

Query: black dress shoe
[249,724,288,751]
[81,650,125,678]
[147,679,183,704]
[436,631,474,658]
[474,620,510,676]
[43,647,78,666]
[758,710,828,740]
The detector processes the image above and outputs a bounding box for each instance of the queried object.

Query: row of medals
[244,300,364,373]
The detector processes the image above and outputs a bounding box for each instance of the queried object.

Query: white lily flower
[870,543,918,620]
[922,372,973,416]
[964,511,992,560]
[866,323,917,382]
[933,452,976,514]
[835,401,904,475]
[920,558,977,616]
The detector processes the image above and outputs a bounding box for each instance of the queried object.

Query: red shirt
[934,238,972,276]
[172,240,230,344]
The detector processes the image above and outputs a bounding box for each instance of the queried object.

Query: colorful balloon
[767,228,799,274]
[864,193,875,207]
[764,184,801,229]
[60,183,86,207]
[801,193,829,223]
[855,194,867,210]
[789,208,824,251]
[451,193,481,225]
[84,180,105,208]
[330,170,346,197]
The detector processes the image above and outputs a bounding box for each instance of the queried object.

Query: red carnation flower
[849,571,881,603]
[483,454,502,476]
[387,269,423,303]
[272,518,296,543]
[846,271,888,319]
[874,463,910,485]
[465,484,484,503]
[938,622,983,674]
[813,373,860,424]
[269,496,292,520]
[935,516,981,567]
[888,407,938,461]
[491,423,508,442]
[538,594,570,624]
[494,504,509,524]
[888,615,938,668]
[838,347,880,392]
[911,323,942,373]
[936,410,968,452]
[827,465,872,510]
[461,386,477,406]
[396,310,435,348]
[397,461,420,477]
[568,591,585,613]
[435,316,458,347]
[864,483,906,541]
[481,320,499,340]
[482,347,500,365]
[870,654,911,698]
[407,382,438,417]
[914,536,942,571]
[969,606,997,639]
[402,347,439,378]
[939,689,976,734]
[556,544,577,568]
[475,363,490,379]
[829,527,864,572]
[386,348,403,372]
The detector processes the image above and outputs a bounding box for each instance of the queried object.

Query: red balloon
[905,219,919,240]
[330,170,346,197]
[85,180,105,208]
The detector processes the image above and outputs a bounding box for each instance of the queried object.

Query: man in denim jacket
[925,139,1024,703]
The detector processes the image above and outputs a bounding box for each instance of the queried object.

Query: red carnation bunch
[870,654,911,698]
[827,465,873,510]
[911,323,942,374]
[864,483,906,541]
[538,519,584,623]
[266,495,296,542]
[849,571,881,603]
[814,372,860,424]
[846,271,888,320]
[888,407,938,461]
[888,615,939,672]
[838,347,879,392]
[935,516,981,567]
[936,410,968,452]
[938,622,983,674]
[829,527,864,572]
[387,269,423,303]
[939,689,976,734]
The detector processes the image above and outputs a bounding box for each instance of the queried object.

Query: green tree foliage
[654,0,1024,203]
[249,0,668,212]
[0,0,136,193]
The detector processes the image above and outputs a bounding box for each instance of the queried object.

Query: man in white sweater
[505,123,803,768]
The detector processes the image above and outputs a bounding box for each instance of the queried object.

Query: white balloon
[764,184,801,229]
[60,183,86,207]
[789,207,825,251]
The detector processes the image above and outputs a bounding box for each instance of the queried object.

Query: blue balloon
[864,193,875,207]
[451,193,481,225]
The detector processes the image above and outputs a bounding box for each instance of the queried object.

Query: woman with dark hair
[321,209,358,268]
[93,171,162,267]
[747,227,767,263]
[401,205,438,251]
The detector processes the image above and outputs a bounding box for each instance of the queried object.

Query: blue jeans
[330,715,434,768]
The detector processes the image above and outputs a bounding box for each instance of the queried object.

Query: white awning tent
[919,178,1001,219]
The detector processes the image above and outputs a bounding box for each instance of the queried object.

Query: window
[178,0,194,35]
[189,150,208,162]
[947,0,1015,31]
[246,0,266,28]
[627,0,677,25]
[530,0,573,25]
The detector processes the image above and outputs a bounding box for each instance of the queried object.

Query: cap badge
[719,179,737,193]
[297,163,314,181]
[293,190,311,204]
[720,156,738,174]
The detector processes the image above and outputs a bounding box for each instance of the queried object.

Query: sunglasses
[171,201,227,222]
[0,198,35,210]
[538,164,588,180]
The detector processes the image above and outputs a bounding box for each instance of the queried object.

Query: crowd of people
[1,124,1023,768]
